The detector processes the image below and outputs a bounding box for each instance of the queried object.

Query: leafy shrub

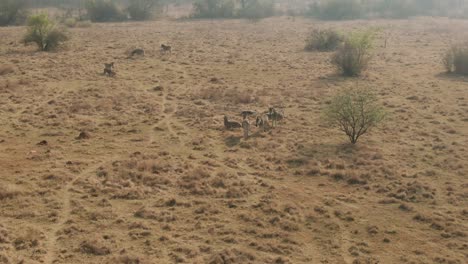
[127,0,161,21]
[332,30,376,76]
[192,0,236,18]
[0,0,27,26]
[324,88,385,144]
[23,14,68,51]
[85,0,126,22]
[443,44,468,75]
[305,29,343,52]
[64,17,77,27]
[308,0,364,20]
[238,0,275,20]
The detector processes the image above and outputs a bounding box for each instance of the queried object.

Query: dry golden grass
[0,13,467,264]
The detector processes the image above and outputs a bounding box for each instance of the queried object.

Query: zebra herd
[224,107,285,139]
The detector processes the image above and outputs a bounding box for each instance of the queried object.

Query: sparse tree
[324,88,385,144]
[23,14,68,51]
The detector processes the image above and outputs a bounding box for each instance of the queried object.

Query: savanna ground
[0,14,467,264]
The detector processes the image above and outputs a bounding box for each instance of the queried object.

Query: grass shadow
[299,142,360,161]
[435,72,468,82]
[224,135,242,147]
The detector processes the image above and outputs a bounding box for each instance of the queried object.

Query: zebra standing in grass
[242,119,250,140]
[267,107,284,127]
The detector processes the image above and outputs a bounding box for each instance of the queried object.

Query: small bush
[192,0,236,18]
[308,0,364,20]
[305,29,343,52]
[332,30,376,76]
[238,0,275,20]
[85,0,126,22]
[324,88,385,144]
[64,17,77,28]
[0,0,27,26]
[443,44,468,75]
[23,14,68,52]
[127,0,161,21]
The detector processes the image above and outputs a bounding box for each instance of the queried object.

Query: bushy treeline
[0,0,166,26]
[0,0,28,26]
[85,0,165,22]
[191,0,275,19]
[307,0,468,20]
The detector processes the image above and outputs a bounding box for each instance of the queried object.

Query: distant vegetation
[237,0,274,20]
[85,0,126,22]
[324,88,386,144]
[307,0,363,20]
[191,0,274,19]
[192,0,236,18]
[443,44,468,75]
[307,0,468,20]
[305,29,343,52]
[127,0,162,21]
[0,0,27,26]
[332,29,376,76]
[23,14,68,51]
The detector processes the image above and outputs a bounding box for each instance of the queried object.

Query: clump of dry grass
[305,29,343,51]
[80,240,111,255]
[0,186,20,200]
[443,43,468,75]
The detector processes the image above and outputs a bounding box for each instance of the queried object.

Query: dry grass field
[0,15,467,264]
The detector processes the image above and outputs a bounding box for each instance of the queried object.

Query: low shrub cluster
[331,29,376,76]
[443,44,468,75]
[23,14,68,51]
[305,29,343,52]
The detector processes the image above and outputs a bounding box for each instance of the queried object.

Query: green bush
[308,0,364,20]
[238,0,274,20]
[191,0,236,18]
[85,0,126,22]
[443,44,468,75]
[305,29,343,52]
[0,0,27,26]
[324,88,385,144]
[127,0,161,21]
[23,14,68,51]
[64,17,77,27]
[332,30,376,76]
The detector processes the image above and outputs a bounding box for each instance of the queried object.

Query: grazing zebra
[255,113,270,132]
[103,62,115,77]
[224,116,241,130]
[267,107,284,127]
[242,119,250,139]
[160,44,172,54]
